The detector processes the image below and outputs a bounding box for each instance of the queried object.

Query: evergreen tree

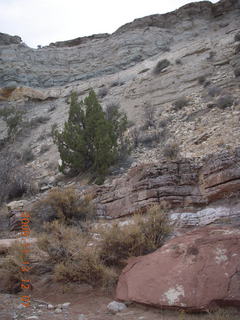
[53,89,129,183]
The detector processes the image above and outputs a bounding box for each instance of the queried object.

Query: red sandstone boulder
[116,226,240,311]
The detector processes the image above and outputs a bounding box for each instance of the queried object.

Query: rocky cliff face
[1,3,240,313]
[0,0,240,211]
[0,0,239,88]
[93,148,240,219]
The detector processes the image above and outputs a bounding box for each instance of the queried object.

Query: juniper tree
[53,89,129,183]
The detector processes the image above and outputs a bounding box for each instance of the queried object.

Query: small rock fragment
[78,314,87,320]
[47,304,54,310]
[107,301,127,314]
[55,308,62,313]
[62,302,71,308]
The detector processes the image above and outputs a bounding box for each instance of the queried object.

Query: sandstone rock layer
[116,226,240,311]
[95,149,240,218]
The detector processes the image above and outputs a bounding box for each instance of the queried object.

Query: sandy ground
[1,282,240,320]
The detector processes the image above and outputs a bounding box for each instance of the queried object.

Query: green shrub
[53,90,129,183]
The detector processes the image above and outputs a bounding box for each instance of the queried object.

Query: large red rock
[116,226,240,311]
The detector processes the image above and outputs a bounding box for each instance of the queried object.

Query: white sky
[0,0,219,48]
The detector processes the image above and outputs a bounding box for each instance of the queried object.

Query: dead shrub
[173,97,189,110]
[153,59,170,75]
[104,101,120,121]
[110,79,124,87]
[138,68,150,74]
[99,205,170,267]
[207,51,216,60]
[31,187,96,228]
[234,32,240,42]
[0,257,22,293]
[163,143,180,160]
[139,131,160,147]
[175,58,182,65]
[130,127,140,148]
[0,150,31,204]
[234,68,240,78]
[21,147,35,163]
[54,249,117,289]
[38,221,88,262]
[216,95,234,109]
[28,116,50,128]
[235,43,240,54]
[208,86,221,97]
[159,119,169,128]
[206,308,240,320]
[0,242,29,293]
[48,103,56,113]
[40,144,50,154]
[38,221,118,290]
[198,75,206,85]
[143,104,156,128]
[98,87,108,98]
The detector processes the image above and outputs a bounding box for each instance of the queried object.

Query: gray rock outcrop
[0,0,240,88]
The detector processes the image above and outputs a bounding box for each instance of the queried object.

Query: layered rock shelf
[94,148,240,218]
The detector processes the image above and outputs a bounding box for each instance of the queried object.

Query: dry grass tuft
[0,242,29,293]
[99,205,170,267]
[37,221,118,291]
[31,187,96,228]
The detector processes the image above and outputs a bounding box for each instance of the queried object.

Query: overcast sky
[0,0,218,48]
